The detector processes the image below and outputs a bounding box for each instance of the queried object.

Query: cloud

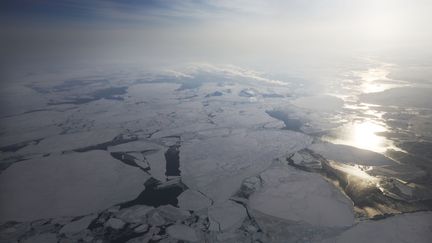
[2,0,432,73]
[164,63,288,86]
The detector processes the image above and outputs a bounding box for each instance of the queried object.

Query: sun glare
[351,121,386,151]
[324,120,390,153]
[328,160,377,182]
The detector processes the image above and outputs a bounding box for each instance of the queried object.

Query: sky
[1,0,432,74]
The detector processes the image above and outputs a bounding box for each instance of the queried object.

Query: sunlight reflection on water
[328,160,376,181]
[324,63,406,153]
[323,120,390,153]
[311,59,431,216]
[355,66,405,93]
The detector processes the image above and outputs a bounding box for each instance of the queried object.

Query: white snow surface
[249,165,354,227]
[105,218,126,230]
[292,95,344,112]
[166,224,199,242]
[321,212,432,243]
[19,129,119,154]
[178,189,212,211]
[21,233,57,243]
[181,129,312,202]
[59,214,96,234]
[1,65,431,243]
[115,205,154,224]
[208,200,247,232]
[309,142,396,166]
[0,151,148,222]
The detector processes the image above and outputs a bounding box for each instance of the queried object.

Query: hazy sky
[2,0,432,72]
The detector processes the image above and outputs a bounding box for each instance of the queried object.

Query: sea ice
[178,189,213,211]
[0,150,148,222]
[166,224,199,242]
[321,212,432,243]
[208,200,247,232]
[249,165,354,227]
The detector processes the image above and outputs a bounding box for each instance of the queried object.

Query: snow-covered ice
[178,189,213,211]
[59,214,96,235]
[1,64,431,242]
[249,164,355,227]
[166,224,199,242]
[321,212,432,243]
[0,151,148,222]
[208,200,247,232]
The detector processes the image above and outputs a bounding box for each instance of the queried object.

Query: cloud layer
[2,0,432,75]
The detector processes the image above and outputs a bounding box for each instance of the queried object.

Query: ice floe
[249,164,354,227]
[166,224,199,242]
[321,212,432,243]
[0,151,148,222]
[208,200,247,232]
[178,189,212,211]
